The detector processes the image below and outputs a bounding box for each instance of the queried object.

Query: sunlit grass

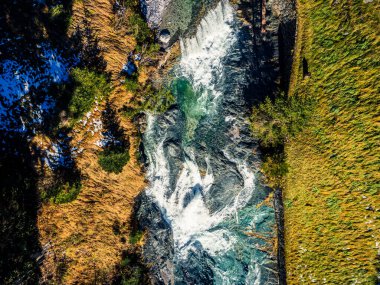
[284,0,380,283]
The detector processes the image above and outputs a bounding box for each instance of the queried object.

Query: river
[136,1,278,284]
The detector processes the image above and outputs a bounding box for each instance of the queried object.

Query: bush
[125,76,140,92]
[142,86,175,113]
[98,149,130,174]
[113,249,148,285]
[124,0,139,9]
[128,13,153,45]
[262,153,289,180]
[68,68,111,121]
[123,85,175,118]
[121,268,142,285]
[250,93,314,148]
[48,3,72,33]
[122,105,140,119]
[146,43,161,56]
[49,4,64,18]
[129,231,143,245]
[42,181,82,204]
[251,93,313,186]
[98,102,130,173]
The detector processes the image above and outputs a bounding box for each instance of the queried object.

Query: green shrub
[48,4,72,31]
[250,93,314,148]
[121,268,142,285]
[142,86,175,113]
[50,5,64,18]
[146,43,161,56]
[128,13,153,45]
[98,149,130,174]
[116,250,147,285]
[284,199,293,208]
[124,0,139,9]
[68,68,111,121]
[123,85,175,118]
[42,181,82,204]
[125,76,140,92]
[122,105,140,119]
[129,231,143,245]
[262,153,288,181]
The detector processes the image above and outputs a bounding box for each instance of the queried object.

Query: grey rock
[140,0,171,28]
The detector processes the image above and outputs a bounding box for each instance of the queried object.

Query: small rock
[366,205,374,211]
[159,29,171,47]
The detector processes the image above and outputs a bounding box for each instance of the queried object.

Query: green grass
[115,249,147,285]
[128,13,153,45]
[123,83,175,118]
[141,86,175,113]
[282,0,380,284]
[98,149,130,174]
[125,76,140,93]
[128,231,143,245]
[250,93,314,148]
[250,93,313,186]
[50,4,65,18]
[41,181,82,204]
[69,68,111,121]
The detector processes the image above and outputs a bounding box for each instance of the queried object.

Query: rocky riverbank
[133,0,297,283]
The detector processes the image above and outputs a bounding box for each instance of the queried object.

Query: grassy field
[284,0,380,283]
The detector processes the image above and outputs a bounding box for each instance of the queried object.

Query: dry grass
[37,0,148,283]
[37,0,180,280]
[284,0,380,284]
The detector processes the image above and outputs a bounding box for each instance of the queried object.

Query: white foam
[195,229,237,256]
[144,0,257,266]
[179,0,237,112]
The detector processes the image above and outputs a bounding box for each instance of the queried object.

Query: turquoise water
[141,1,278,283]
[172,78,212,143]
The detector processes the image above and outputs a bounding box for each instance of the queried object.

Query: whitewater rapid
[140,1,278,284]
[146,0,247,251]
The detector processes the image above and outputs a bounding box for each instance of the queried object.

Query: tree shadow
[0,136,41,284]
[102,100,130,151]
[97,100,131,174]
[0,0,108,282]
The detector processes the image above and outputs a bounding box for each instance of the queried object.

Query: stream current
[137,1,278,284]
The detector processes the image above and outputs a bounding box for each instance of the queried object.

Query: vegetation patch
[250,93,313,186]
[129,230,143,245]
[112,0,154,45]
[127,13,153,45]
[68,68,111,121]
[250,93,314,149]
[40,166,82,204]
[98,148,130,174]
[98,102,131,174]
[123,77,176,117]
[282,1,380,284]
[42,180,82,204]
[113,249,148,285]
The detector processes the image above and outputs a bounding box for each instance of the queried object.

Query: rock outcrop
[140,0,171,28]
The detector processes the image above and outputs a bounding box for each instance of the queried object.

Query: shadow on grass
[0,136,41,284]
[0,0,109,282]
[98,100,131,174]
